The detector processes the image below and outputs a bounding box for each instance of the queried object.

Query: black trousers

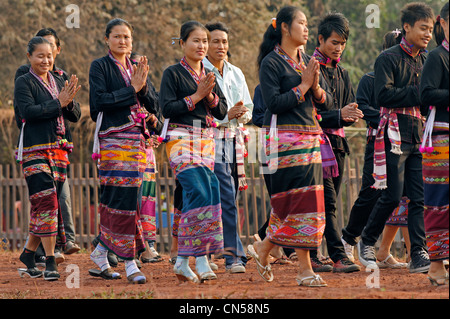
[342,136,382,246]
[311,150,347,262]
[361,138,426,255]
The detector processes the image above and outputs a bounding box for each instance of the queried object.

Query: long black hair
[434,2,449,45]
[257,6,302,70]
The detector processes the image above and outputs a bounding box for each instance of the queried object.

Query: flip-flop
[428,272,449,287]
[296,274,327,287]
[247,245,273,282]
[89,268,121,280]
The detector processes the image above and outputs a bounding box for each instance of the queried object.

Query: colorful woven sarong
[166,133,224,257]
[386,197,409,227]
[265,131,325,249]
[422,123,449,261]
[140,141,157,241]
[98,127,146,260]
[21,149,68,246]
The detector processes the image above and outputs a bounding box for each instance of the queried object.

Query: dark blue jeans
[214,138,247,266]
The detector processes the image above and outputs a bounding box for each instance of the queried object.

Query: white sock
[90,244,109,272]
[125,259,140,276]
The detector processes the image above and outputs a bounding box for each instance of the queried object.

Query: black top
[89,55,162,136]
[159,63,227,128]
[14,72,81,151]
[420,44,449,124]
[317,62,355,153]
[356,72,380,128]
[317,64,355,129]
[374,43,426,143]
[251,84,264,128]
[14,64,69,129]
[259,50,333,133]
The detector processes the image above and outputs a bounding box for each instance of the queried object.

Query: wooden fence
[0,154,406,257]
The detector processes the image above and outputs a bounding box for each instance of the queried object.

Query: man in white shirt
[204,22,254,273]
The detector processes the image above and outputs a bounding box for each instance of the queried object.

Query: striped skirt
[265,131,325,249]
[140,141,157,241]
[423,128,449,261]
[98,127,146,260]
[166,135,223,257]
[21,149,68,246]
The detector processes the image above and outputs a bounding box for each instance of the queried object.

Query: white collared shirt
[203,58,253,128]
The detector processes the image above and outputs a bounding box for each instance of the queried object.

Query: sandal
[428,272,449,287]
[271,256,293,265]
[127,271,146,284]
[247,245,274,282]
[376,254,408,269]
[18,267,42,279]
[89,268,122,280]
[43,270,60,281]
[296,274,327,287]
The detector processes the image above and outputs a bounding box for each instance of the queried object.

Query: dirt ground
[0,251,448,301]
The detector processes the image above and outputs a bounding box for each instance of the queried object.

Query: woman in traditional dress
[89,18,161,284]
[247,6,333,287]
[159,21,227,283]
[420,2,449,286]
[14,36,81,281]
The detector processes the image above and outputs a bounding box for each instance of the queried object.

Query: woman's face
[27,43,53,76]
[106,24,133,57]
[181,28,209,62]
[283,11,309,46]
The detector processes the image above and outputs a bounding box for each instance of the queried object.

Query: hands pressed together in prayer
[228,101,247,120]
[131,56,149,93]
[192,72,216,107]
[58,75,81,108]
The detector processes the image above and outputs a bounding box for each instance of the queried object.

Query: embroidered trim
[400,37,427,56]
[442,39,449,52]
[184,96,195,111]
[292,86,305,103]
[312,89,326,104]
[274,44,306,75]
[312,48,340,65]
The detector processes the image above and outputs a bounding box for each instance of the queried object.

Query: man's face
[43,35,61,60]
[208,30,229,62]
[319,31,346,61]
[404,18,434,50]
